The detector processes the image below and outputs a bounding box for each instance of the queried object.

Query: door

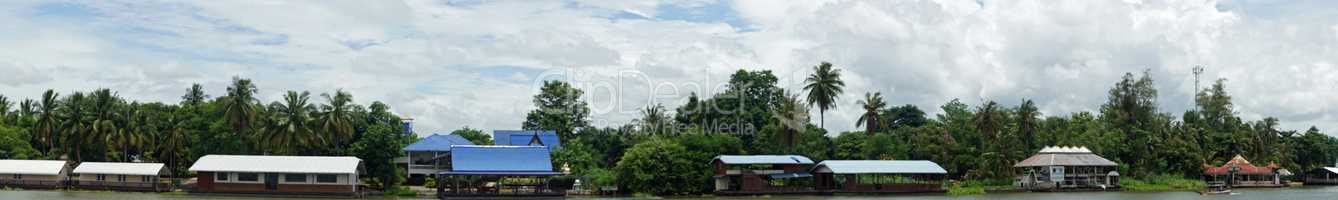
[264,173,279,191]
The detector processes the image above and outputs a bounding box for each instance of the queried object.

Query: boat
[1199,185,1236,195]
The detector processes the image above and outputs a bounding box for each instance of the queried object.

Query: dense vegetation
[0,76,413,189]
[536,66,1338,195]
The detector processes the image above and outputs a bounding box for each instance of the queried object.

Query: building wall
[195,171,355,195]
[77,174,155,183]
[0,174,62,181]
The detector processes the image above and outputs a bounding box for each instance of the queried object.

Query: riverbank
[1120,174,1207,192]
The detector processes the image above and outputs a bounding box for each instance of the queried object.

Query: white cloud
[1,0,1336,137]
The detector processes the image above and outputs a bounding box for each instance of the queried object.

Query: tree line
[0,76,412,189]
[519,65,1338,195]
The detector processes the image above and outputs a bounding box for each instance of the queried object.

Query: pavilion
[811,160,948,193]
[436,145,565,198]
[1203,155,1285,188]
[711,155,816,195]
[1014,146,1120,191]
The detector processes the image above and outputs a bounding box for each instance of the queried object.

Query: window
[142,176,150,182]
[284,174,307,182]
[316,174,338,183]
[96,174,107,181]
[215,172,229,181]
[237,173,260,182]
[117,175,126,182]
[13,174,21,180]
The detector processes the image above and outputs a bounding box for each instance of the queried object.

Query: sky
[1,0,1337,137]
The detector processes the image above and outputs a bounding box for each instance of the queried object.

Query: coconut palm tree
[803,62,844,129]
[264,91,318,155]
[87,89,121,161]
[0,95,11,125]
[855,92,887,135]
[182,83,209,107]
[771,93,810,149]
[59,92,91,162]
[223,76,259,136]
[160,115,189,178]
[109,102,147,162]
[34,90,59,155]
[637,104,668,135]
[317,90,354,145]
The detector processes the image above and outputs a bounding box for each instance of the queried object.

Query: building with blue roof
[437,145,565,197]
[492,130,561,150]
[400,134,475,182]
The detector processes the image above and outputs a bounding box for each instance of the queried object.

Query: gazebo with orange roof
[1202,155,1285,188]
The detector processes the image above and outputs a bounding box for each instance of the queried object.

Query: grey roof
[73,162,166,176]
[1014,152,1119,167]
[713,155,814,165]
[812,160,947,174]
[0,160,67,175]
[188,155,361,174]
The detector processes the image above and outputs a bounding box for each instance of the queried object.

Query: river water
[4,186,1337,200]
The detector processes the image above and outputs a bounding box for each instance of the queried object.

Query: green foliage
[0,125,39,159]
[450,127,492,145]
[523,80,591,141]
[803,61,845,129]
[1121,174,1206,192]
[615,138,710,195]
[352,123,407,189]
[554,141,604,175]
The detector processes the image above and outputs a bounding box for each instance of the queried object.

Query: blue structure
[444,145,559,175]
[403,134,475,152]
[438,145,565,197]
[403,134,475,180]
[493,130,561,150]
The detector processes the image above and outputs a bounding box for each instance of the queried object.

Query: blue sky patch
[32,2,99,18]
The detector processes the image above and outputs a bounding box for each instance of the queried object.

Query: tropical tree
[182,83,208,107]
[222,76,259,136]
[1017,99,1040,152]
[0,95,11,125]
[263,91,318,155]
[160,114,189,177]
[771,93,809,149]
[87,89,121,162]
[636,104,668,135]
[523,81,591,140]
[109,102,147,162]
[318,90,355,144]
[855,92,886,135]
[803,62,844,129]
[34,90,59,155]
[59,92,91,162]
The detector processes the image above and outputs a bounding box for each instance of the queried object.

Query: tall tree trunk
[820,109,825,129]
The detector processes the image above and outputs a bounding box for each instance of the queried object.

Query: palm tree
[771,93,809,149]
[855,92,887,135]
[87,89,121,162]
[34,90,60,156]
[803,62,844,129]
[160,115,189,178]
[264,91,318,155]
[110,102,147,162]
[59,92,91,162]
[637,104,668,135]
[0,95,11,125]
[318,90,354,145]
[182,83,209,107]
[223,76,259,136]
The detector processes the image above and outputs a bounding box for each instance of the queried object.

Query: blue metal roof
[448,145,554,173]
[493,130,561,150]
[402,134,475,152]
[769,172,813,179]
[713,155,814,165]
[813,160,948,174]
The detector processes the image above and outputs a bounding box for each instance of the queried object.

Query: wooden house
[711,155,816,195]
[812,160,948,193]
[0,160,70,189]
[72,162,169,191]
[1203,155,1285,188]
[1014,146,1120,191]
[188,155,362,196]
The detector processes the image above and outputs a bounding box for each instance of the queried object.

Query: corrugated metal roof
[449,145,554,173]
[812,160,948,174]
[0,160,67,175]
[1323,167,1338,174]
[713,155,814,165]
[493,130,561,150]
[402,134,475,152]
[188,155,361,174]
[1014,152,1119,167]
[73,162,166,176]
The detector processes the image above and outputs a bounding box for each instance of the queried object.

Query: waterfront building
[1304,164,1338,185]
[436,145,565,198]
[812,160,948,193]
[493,130,561,150]
[1014,146,1120,191]
[71,162,169,191]
[401,133,475,184]
[1203,155,1285,188]
[0,159,70,189]
[188,155,361,196]
[711,155,816,195]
